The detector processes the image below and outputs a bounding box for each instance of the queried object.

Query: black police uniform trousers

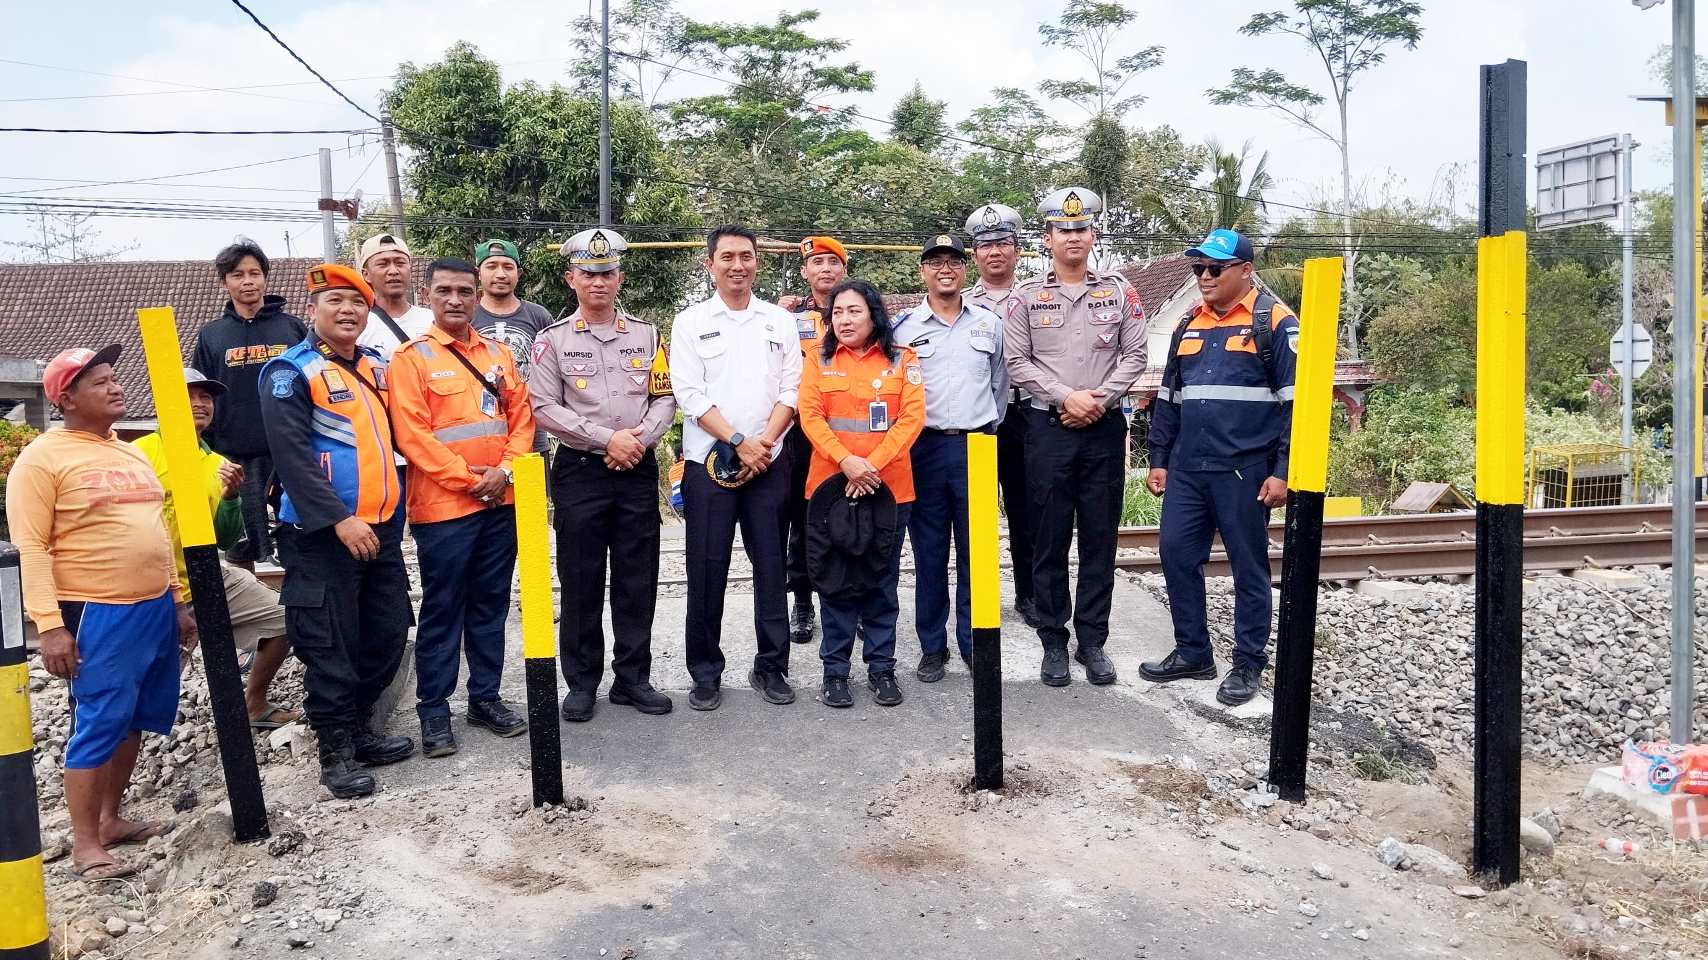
[783,426,814,599]
[552,448,660,694]
[276,518,412,733]
[1024,406,1125,650]
[996,395,1035,603]
[682,447,793,684]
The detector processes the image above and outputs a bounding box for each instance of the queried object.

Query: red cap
[43,344,122,406]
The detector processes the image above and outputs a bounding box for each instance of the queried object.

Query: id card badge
[868,400,890,432]
[480,389,499,418]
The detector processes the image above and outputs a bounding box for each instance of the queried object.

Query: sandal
[249,702,302,730]
[71,859,137,882]
[107,820,168,846]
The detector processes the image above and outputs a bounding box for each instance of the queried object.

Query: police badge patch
[906,363,922,385]
[269,368,296,398]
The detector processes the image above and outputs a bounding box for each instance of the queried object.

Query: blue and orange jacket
[1148,287,1299,477]
[259,332,401,531]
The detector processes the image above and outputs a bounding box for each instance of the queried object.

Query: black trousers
[782,427,814,598]
[552,449,659,693]
[996,398,1035,602]
[276,520,413,732]
[227,454,275,562]
[682,449,792,684]
[1025,407,1125,650]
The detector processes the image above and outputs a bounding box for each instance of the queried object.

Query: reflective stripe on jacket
[387,324,536,524]
[797,342,926,504]
[260,336,400,528]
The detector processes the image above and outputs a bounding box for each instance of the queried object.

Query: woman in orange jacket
[796,279,926,708]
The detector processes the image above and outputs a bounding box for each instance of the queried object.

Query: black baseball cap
[920,233,967,260]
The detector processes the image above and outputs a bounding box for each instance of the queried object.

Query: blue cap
[1184,228,1254,262]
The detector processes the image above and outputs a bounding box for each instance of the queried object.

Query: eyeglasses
[1189,261,1248,279]
[922,258,966,270]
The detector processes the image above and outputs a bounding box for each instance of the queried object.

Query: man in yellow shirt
[132,368,300,730]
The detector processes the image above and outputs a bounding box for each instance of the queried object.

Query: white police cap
[965,203,1023,244]
[564,228,627,273]
[1037,187,1102,229]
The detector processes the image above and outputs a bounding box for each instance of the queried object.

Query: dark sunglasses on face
[1190,260,1247,279]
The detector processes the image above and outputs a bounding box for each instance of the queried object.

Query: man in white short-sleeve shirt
[669,224,803,712]
[355,233,433,356]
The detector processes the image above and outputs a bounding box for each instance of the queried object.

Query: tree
[1104,125,1208,261]
[890,82,947,153]
[1207,0,1425,358]
[1141,138,1272,237]
[954,87,1069,211]
[3,209,136,263]
[568,0,695,108]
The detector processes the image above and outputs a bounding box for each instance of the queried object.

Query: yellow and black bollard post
[1266,256,1343,803]
[1472,59,1527,888]
[513,453,563,807]
[138,307,269,844]
[967,433,1003,790]
[1,544,50,960]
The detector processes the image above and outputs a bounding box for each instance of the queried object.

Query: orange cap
[799,236,847,264]
[42,344,122,405]
[306,263,375,305]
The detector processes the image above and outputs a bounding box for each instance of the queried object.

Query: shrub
[0,420,42,540]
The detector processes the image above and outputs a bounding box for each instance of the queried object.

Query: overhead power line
[0,127,374,136]
[227,0,381,123]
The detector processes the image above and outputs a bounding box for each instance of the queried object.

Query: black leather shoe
[1016,596,1045,629]
[1138,649,1218,684]
[317,728,375,798]
[688,681,722,712]
[749,669,796,705]
[789,595,816,644]
[420,715,458,758]
[1217,662,1264,706]
[820,677,853,708]
[1040,646,1071,687]
[868,671,904,706]
[468,699,528,737]
[1075,645,1117,685]
[610,682,673,715]
[352,726,415,766]
[560,688,596,722]
[915,651,947,683]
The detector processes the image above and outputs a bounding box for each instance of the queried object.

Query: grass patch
[1122,475,1162,526]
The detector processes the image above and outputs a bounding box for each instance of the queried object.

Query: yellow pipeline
[138,307,215,548]
[546,240,1042,256]
[967,433,1000,629]
[1286,257,1342,494]
[513,453,554,660]
[1476,232,1528,505]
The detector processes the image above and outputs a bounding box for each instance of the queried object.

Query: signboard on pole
[1535,135,1625,231]
[1609,323,1654,379]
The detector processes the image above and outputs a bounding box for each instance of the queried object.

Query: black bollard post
[0,543,50,959]
[967,433,1003,791]
[512,453,563,807]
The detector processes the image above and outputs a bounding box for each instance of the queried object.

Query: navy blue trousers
[410,505,517,721]
[820,503,911,679]
[682,449,793,683]
[908,432,973,661]
[1157,467,1273,670]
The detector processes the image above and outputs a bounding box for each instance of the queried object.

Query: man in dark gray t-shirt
[474,237,555,452]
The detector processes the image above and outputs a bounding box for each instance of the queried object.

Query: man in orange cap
[260,264,416,799]
[781,235,848,644]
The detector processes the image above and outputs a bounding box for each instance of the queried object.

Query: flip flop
[71,859,137,882]
[249,702,302,730]
[107,820,168,847]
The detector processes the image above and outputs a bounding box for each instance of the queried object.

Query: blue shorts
[64,590,180,770]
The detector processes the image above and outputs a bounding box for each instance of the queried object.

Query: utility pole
[1670,0,1698,745]
[1621,134,1637,456]
[318,148,336,260]
[599,0,612,226]
[381,111,407,239]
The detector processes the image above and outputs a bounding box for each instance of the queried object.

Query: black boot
[1016,596,1045,629]
[789,594,816,644]
[317,728,375,799]
[1074,645,1117,685]
[1040,646,1071,687]
[352,724,415,766]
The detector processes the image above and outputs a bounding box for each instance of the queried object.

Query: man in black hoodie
[193,239,308,566]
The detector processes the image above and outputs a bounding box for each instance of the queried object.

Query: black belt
[923,424,995,437]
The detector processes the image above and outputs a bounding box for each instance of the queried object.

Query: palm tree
[1142,138,1274,237]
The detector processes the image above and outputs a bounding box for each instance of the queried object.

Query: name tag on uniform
[797,314,818,339]
[869,401,890,432]
[480,390,499,418]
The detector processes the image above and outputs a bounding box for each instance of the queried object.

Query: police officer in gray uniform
[963,202,1040,629]
[530,229,677,721]
[1004,187,1147,688]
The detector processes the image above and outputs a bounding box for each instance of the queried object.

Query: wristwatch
[729,432,746,447]
[500,466,514,485]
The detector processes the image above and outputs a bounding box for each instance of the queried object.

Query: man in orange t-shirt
[6,345,197,882]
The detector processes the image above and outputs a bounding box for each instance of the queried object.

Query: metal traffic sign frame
[1609,323,1654,379]
[1535,134,1624,231]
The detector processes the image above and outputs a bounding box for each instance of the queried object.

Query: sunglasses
[1190,261,1248,279]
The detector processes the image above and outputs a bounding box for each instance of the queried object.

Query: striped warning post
[967,433,1003,791]
[1,542,49,960]
[512,453,563,807]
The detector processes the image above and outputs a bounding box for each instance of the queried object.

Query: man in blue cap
[1141,228,1299,707]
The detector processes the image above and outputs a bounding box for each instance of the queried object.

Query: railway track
[1115,503,1707,582]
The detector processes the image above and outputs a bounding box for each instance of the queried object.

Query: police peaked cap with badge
[306,262,375,306]
[564,228,627,273]
[1038,186,1102,230]
[1184,228,1255,263]
[965,203,1023,244]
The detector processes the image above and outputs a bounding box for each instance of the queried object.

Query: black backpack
[1160,291,1279,397]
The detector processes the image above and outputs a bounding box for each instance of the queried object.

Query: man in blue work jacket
[1142,229,1298,707]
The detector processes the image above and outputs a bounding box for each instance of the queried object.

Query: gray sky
[0,0,1690,261]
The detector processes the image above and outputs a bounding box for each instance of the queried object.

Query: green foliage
[1121,475,1162,526]
[954,88,1069,211]
[889,83,947,153]
[568,0,694,107]
[1079,113,1130,212]
[1141,138,1272,237]
[1037,0,1165,118]
[0,421,41,539]
[1328,387,1474,508]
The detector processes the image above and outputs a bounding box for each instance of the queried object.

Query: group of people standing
[7,185,1300,881]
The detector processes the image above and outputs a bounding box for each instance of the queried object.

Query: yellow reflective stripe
[139,306,216,547]
[512,453,555,660]
[1476,232,1528,505]
[432,420,507,444]
[0,663,31,757]
[0,854,49,949]
[1287,256,1342,494]
[967,434,1001,629]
